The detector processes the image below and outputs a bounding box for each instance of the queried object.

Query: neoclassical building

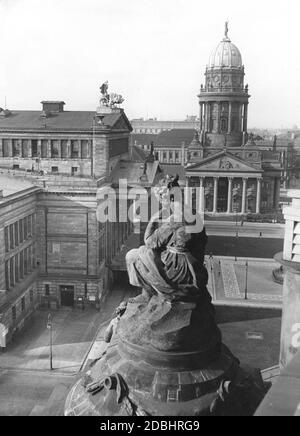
[186,24,282,214]
[132,25,284,214]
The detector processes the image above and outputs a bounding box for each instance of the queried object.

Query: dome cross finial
[225,20,229,39]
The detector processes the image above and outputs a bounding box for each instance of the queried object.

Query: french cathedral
[133,24,284,215]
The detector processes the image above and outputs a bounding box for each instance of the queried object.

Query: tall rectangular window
[22,139,29,158]
[9,257,14,288]
[14,222,19,246]
[45,284,50,296]
[5,260,10,291]
[41,140,48,158]
[71,140,79,158]
[9,224,14,250]
[27,215,32,238]
[32,140,38,157]
[20,251,24,278]
[24,248,28,275]
[3,139,10,157]
[24,218,28,240]
[19,218,24,243]
[61,140,68,158]
[81,140,90,159]
[5,227,9,252]
[12,139,21,157]
[51,140,60,158]
[15,254,19,283]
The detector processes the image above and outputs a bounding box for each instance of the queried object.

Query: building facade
[131,116,199,134]
[0,91,163,347]
[0,100,131,179]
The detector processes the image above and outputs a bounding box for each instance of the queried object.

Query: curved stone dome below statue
[208,38,243,69]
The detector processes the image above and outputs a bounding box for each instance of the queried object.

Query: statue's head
[153,174,180,209]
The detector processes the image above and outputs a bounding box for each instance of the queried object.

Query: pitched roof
[109,160,161,187]
[0,109,132,132]
[131,133,158,145]
[0,175,36,198]
[130,145,148,162]
[132,129,197,147]
[160,164,186,181]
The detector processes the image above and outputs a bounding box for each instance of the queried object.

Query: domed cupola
[198,22,250,148]
[208,27,243,69]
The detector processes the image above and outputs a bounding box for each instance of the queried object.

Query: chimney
[41,101,65,113]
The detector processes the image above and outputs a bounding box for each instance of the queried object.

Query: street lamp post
[47,313,53,370]
[245,260,249,300]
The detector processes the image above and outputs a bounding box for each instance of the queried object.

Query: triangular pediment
[111,112,133,132]
[186,151,261,173]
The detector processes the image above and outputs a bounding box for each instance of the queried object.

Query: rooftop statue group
[99,81,124,109]
[65,176,269,416]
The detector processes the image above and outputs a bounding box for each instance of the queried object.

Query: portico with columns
[185,151,263,215]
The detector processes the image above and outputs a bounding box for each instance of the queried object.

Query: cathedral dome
[208,23,243,68]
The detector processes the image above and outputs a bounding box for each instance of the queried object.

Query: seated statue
[64,177,269,417]
[126,179,210,303]
[121,179,220,352]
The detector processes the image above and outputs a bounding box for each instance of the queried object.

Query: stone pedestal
[65,295,268,416]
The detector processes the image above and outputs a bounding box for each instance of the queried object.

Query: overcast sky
[0,0,299,128]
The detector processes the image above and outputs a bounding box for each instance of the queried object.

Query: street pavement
[0,277,135,416]
[206,255,283,308]
[205,221,284,239]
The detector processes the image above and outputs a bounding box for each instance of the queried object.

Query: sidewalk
[206,255,283,309]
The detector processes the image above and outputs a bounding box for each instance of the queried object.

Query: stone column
[205,103,209,131]
[9,139,13,157]
[241,178,248,214]
[228,102,232,133]
[243,103,248,132]
[227,177,233,214]
[47,140,51,158]
[37,139,42,158]
[27,139,32,158]
[256,178,262,213]
[213,177,218,214]
[199,177,205,214]
[200,103,203,131]
[216,102,221,133]
[67,140,71,158]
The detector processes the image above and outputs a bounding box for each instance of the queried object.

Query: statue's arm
[144,221,173,249]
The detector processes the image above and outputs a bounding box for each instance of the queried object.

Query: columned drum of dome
[198,23,250,148]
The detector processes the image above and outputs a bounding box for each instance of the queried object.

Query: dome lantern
[208,22,243,69]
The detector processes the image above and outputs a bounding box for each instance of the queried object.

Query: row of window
[5,244,36,291]
[5,214,35,253]
[11,290,34,323]
[2,139,91,159]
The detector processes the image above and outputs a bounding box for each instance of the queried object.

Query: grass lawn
[206,236,283,258]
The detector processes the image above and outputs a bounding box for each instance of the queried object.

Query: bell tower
[198,23,250,148]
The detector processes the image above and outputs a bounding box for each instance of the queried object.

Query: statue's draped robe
[126,216,211,303]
